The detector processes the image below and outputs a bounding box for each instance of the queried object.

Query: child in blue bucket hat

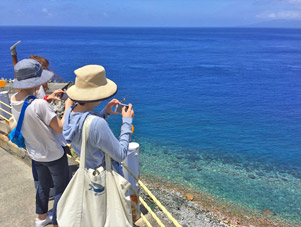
[10,59,72,227]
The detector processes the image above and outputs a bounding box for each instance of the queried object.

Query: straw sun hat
[67,65,117,102]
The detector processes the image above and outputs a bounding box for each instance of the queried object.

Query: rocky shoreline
[139,179,230,227]
[139,176,298,227]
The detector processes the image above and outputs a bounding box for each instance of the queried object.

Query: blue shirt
[63,105,133,174]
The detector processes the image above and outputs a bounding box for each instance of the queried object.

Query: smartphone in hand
[115,103,129,114]
[58,81,73,100]
[60,92,68,101]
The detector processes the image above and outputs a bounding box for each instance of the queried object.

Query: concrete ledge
[2,80,68,95]
[0,120,11,134]
[0,133,32,165]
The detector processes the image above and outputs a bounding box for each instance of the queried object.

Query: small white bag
[57,115,133,227]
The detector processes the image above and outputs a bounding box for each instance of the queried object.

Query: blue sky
[1,0,301,27]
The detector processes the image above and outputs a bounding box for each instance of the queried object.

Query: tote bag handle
[79,115,95,169]
[79,115,112,170]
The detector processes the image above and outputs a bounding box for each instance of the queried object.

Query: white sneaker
[35,215,52,227]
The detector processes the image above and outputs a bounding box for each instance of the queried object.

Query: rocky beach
[139,176,298,227]
[139,178,230,227]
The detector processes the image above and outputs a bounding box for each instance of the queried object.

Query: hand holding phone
[115,103,129,114]
[58,81,73,100]
[60,92,68,101]
[118,103,134,118]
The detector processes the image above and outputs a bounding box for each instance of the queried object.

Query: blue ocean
[1,27,300,224]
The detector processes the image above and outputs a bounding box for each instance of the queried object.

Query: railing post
[123,142,140,222]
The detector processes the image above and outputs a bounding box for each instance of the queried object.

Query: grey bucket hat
[13,59,54,89]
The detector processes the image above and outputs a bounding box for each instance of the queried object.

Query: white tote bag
[57,115,133,227]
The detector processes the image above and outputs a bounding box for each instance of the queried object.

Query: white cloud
[42,8,51,16]
[276,0,301,2]
[283,0,301,2]
[257,10,301,19]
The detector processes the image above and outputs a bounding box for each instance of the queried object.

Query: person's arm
[44,89,64,102]
[36,96,72,133]
[99,99,120,119]
[49,98,73,133]
[61,98,73,124]
[49,116,63,133]
[10,41,21,68]
[91,104,134,162]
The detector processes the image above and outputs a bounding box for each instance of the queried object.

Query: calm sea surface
[1,27,301,223]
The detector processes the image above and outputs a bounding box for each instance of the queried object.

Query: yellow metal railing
[122,164,181,227]
[0,114,10,121]
[128,184,165,227]
[0,100,12,109]
[0,100,13,121]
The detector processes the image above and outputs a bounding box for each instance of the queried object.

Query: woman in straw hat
[10,59,71,227]
[63,64,134,175]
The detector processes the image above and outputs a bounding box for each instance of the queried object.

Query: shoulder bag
[57,115,133,227]
[9,95,36,148]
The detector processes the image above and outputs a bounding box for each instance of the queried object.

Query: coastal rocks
[185,193,194,201]
[191,164,197,169]
[139,177,291,227]
[248,174,256,179]
[262,209,276,216]
[171,163,178,168]
[256,172,265,177]
[139,187,230,227]
[268,178,280,183]
[196,167,202,172]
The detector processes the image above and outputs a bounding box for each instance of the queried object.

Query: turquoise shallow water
[0,26,301,223]
[131,136,301,223]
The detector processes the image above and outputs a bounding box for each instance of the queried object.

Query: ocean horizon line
[0,25,300,30]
